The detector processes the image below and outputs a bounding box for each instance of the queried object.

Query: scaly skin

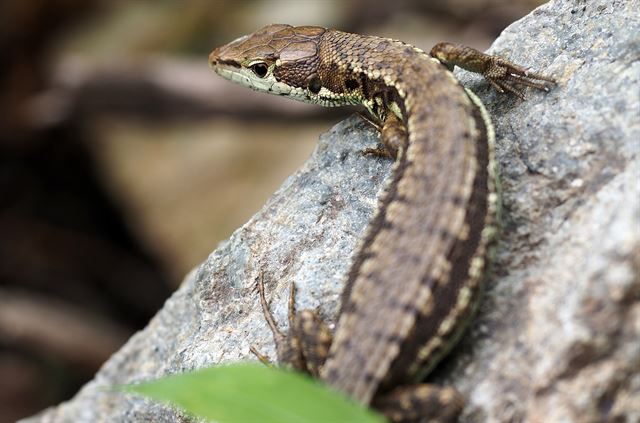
[209,24,553,422]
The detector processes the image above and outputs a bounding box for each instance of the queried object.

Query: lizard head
[209,24,353,106]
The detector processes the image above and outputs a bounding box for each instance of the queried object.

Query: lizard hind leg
[295,309,333,377]
[372,384,464,423]
[252,274,332,378]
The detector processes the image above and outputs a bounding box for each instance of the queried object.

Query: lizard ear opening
[307,75,322,94]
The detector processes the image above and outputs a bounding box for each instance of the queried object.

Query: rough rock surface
[26,0,639,422]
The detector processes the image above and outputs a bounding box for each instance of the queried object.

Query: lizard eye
[250,63,268,78]
[307,75,322,94]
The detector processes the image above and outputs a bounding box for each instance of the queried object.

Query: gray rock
[25,0,639,421]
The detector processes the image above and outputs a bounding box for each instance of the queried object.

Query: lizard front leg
[430,42,556,99]
[361,112,407,160]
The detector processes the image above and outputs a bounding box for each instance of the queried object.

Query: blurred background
[0,0,546,421]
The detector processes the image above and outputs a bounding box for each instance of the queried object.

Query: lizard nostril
[208,50,219,67]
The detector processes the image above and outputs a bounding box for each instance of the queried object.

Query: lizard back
[316,30,494,404]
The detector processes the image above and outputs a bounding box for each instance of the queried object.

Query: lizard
[208,24,554,422]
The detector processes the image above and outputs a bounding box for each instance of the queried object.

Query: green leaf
[121,363,385,423]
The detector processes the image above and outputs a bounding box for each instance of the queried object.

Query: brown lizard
[208,24,554,422]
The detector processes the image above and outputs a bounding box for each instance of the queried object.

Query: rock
[24,0,639,421]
